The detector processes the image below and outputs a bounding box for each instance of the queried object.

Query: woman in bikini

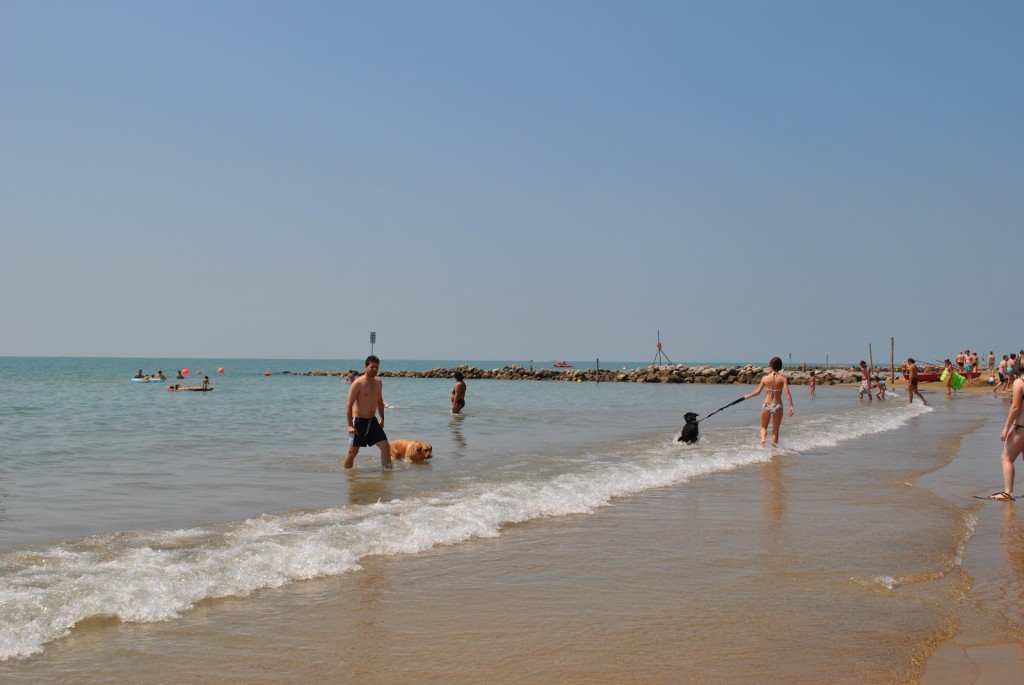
[990,371,1024,502]
[743,357,795,447]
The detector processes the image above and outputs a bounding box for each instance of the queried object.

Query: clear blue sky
[2,1,1020,363]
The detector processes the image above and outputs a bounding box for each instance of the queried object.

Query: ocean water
[4,358,1019,683]
[0,355,939,665]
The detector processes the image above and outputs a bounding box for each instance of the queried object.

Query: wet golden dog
[389,439,433,463]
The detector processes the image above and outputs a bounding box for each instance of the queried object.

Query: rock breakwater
[293,365,877,385]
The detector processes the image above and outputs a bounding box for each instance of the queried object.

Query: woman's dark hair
[769,357,783,371]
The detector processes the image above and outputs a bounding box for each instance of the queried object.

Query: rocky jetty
[293,365,875,385]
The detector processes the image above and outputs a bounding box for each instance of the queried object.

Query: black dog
[676,412,700,444]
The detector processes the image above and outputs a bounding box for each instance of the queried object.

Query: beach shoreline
[3,354,1023,682]
[3,378,1022,682]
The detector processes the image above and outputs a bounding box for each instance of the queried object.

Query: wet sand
[4,386,1023,684]
[914,386,1024,683]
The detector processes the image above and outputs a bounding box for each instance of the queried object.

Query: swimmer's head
[769,357,782,371]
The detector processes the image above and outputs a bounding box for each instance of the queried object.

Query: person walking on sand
[743,357,794,447]
[943,359,959,395]
[996,355,1009,393]
[905,358,928,405]
[450,370,467,414]
[858,360,873,401]
[344,355,392,469]
[989,370,1024,502]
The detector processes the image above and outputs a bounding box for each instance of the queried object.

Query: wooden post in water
[596,358,600,384]
[869,344,874,378]
[890,337,895,383]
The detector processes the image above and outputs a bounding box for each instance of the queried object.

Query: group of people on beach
[340,352,1024,509]
[868,352,1024,504]
[991,352,1023,394]
[854,360,890,401]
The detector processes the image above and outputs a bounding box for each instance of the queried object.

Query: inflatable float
[939,369,966,389]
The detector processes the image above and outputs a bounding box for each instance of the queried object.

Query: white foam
[0,398,928,661]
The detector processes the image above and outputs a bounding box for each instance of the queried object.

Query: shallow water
[3,357,1019,682]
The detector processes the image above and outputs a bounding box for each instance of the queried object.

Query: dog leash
[698,396,746,423]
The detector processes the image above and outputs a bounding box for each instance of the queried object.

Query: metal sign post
[370,331,376,356]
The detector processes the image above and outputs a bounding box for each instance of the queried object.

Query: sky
[1,1,1021,364]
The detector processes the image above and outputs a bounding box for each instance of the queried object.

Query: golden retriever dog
[389,439,433,463]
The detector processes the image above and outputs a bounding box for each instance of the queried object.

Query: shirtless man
[344,355,392,469]
[996,355,1009,393]
[858,360,873,401]
[450,370,466,414]
[906,358,927,405]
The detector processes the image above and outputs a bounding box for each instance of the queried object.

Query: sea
[1,356,1022,683]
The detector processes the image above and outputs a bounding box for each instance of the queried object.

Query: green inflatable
[939,369,966,389]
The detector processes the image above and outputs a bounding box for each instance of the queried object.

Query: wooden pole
[890,337,895,383]
[869,344,874,387]
[596,358,600,384]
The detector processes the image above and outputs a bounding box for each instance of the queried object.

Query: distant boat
[553,361,573,368]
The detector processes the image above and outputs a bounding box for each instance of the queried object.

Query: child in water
[874,376,887,400]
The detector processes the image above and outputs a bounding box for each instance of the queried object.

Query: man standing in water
[858,360,873,401]
[905,358,928,405]
[344,355,392,469]
[451,370,467,414]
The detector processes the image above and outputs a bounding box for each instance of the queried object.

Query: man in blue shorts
[344,355,392,469]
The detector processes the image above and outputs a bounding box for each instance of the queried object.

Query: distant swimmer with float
[169,384,214,392]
